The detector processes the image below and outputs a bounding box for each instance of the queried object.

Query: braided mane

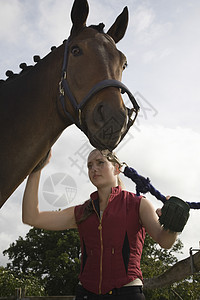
[89,23,105,33]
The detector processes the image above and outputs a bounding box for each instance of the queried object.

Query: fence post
[15,288,21,300]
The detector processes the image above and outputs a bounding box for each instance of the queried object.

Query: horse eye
[71,46,82,56]
[123,62,128,70]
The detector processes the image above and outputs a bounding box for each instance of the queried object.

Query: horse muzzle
[86,104,128,151]
[60,78,140,151]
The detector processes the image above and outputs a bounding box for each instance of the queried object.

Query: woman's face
[87,150,118,188]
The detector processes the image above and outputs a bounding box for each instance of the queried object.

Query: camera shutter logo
[42,173,77,207]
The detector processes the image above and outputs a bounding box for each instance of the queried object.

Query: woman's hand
[140,196,177,249]
[156,196,171,217]
[31,149,52,173]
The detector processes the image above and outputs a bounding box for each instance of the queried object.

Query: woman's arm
[22,169,77,231]
[139,197,177,249]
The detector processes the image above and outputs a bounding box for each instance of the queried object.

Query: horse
[0,0,139,208]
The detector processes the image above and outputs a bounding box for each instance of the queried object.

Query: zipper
[98,220,103,294]
[92,201,104,294]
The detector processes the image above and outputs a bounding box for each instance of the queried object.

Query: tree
[172,275,200,300]
[3,229,199,298]
[3,228,81,295]
[144,250,200,289]
[141,233,181,299]
[0,266,45,296]
[142,234,200,299]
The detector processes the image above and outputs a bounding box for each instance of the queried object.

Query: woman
[22,149,177,299]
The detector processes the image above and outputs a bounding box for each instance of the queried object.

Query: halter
[59,38,140,145]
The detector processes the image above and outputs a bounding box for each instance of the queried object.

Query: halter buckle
[59,72,67,96]
[78,109,82,126]
[59,80,64,96]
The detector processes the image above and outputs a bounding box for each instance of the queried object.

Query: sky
[0,0,200,270]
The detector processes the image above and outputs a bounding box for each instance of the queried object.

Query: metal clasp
[78,109,82,126]
[59,80,64,96]
[100,151,127,170]
[59,72,67,96]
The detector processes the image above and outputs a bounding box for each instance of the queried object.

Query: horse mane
[0,46,58,86]
[89,23,105,33]
[0,23,105,86]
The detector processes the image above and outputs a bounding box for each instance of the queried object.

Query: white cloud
[128,4,172,46]
[118,125,200,196]
[143,47,173,64]
[0,0,23,40]
[36,1,72,46]
[0,194,28,266]
[132,5,155,34]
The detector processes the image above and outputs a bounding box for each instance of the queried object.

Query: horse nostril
[94,103,105,124]
[98,105,104,120]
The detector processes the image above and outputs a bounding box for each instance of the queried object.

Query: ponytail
[76,199,94,225]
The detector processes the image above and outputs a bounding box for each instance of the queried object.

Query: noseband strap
[59,39,140,140]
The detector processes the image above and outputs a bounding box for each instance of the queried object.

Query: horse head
[59,0,139,151]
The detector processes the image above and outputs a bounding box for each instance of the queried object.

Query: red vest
[75,186,145,295]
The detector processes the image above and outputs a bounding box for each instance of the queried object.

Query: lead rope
[102,151,200,210]
[123,165,200,209]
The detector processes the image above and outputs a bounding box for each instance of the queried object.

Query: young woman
[22,149,177,299]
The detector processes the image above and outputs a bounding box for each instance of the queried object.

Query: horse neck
[0,43,75,206]
[5,44,69,136]
[26,44,68,131]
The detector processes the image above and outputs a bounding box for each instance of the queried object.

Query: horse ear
[107,7,128,43]
[70,0,89,36]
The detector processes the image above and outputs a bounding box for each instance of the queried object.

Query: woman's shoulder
[121,189,142,208]
[75,199,90,210]
[122,189,141,200]
[75,199,91,215]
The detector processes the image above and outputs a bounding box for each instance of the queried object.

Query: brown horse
[0,0,139,208]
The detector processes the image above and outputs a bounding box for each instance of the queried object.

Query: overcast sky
[0,0,200,268]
